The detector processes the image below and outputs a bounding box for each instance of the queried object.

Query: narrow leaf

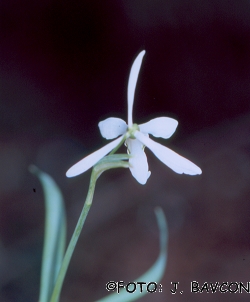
[95,207,168,302]
[30,166,66,302]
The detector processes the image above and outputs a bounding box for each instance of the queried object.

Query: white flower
[66,50,202,184]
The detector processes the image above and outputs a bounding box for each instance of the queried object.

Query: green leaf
[95,207,168,302]
[30,166,66,302]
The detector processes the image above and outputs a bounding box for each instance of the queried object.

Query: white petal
[135,131,202,175]
[66,136,124,177]
[98,118,127,139]
[127,50,146,126]
[139,117,178,139]
[126,138,151,185]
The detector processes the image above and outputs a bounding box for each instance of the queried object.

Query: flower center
[128,123,140,139]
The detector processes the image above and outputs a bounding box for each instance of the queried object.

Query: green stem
[50,168,98,302]
[109,134,128,155]
[50,158,129,302]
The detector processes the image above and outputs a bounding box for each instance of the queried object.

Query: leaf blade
[30,166,66,302]
[95,207,168,302]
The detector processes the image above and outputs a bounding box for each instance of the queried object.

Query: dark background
[1,1,250,301]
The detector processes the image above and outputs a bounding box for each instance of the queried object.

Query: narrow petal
[66,136,124,177]
[139,117,178,139]
[127,50,146,126]
[135,131,202,175]
[126,138,151,185]
[98,118,127,139]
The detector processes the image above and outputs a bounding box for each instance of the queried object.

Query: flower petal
[98,118,127,139]
[127,50,146,126]
[126,138,151,184]
[135,131,202,175]
[139,117,178,139]
[66,136,125,177]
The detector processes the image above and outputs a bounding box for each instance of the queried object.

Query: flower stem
[109,134,128,155]
[49,158,129,302]
[50,168,97,302]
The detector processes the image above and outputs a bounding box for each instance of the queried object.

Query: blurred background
[1,0,250,301]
